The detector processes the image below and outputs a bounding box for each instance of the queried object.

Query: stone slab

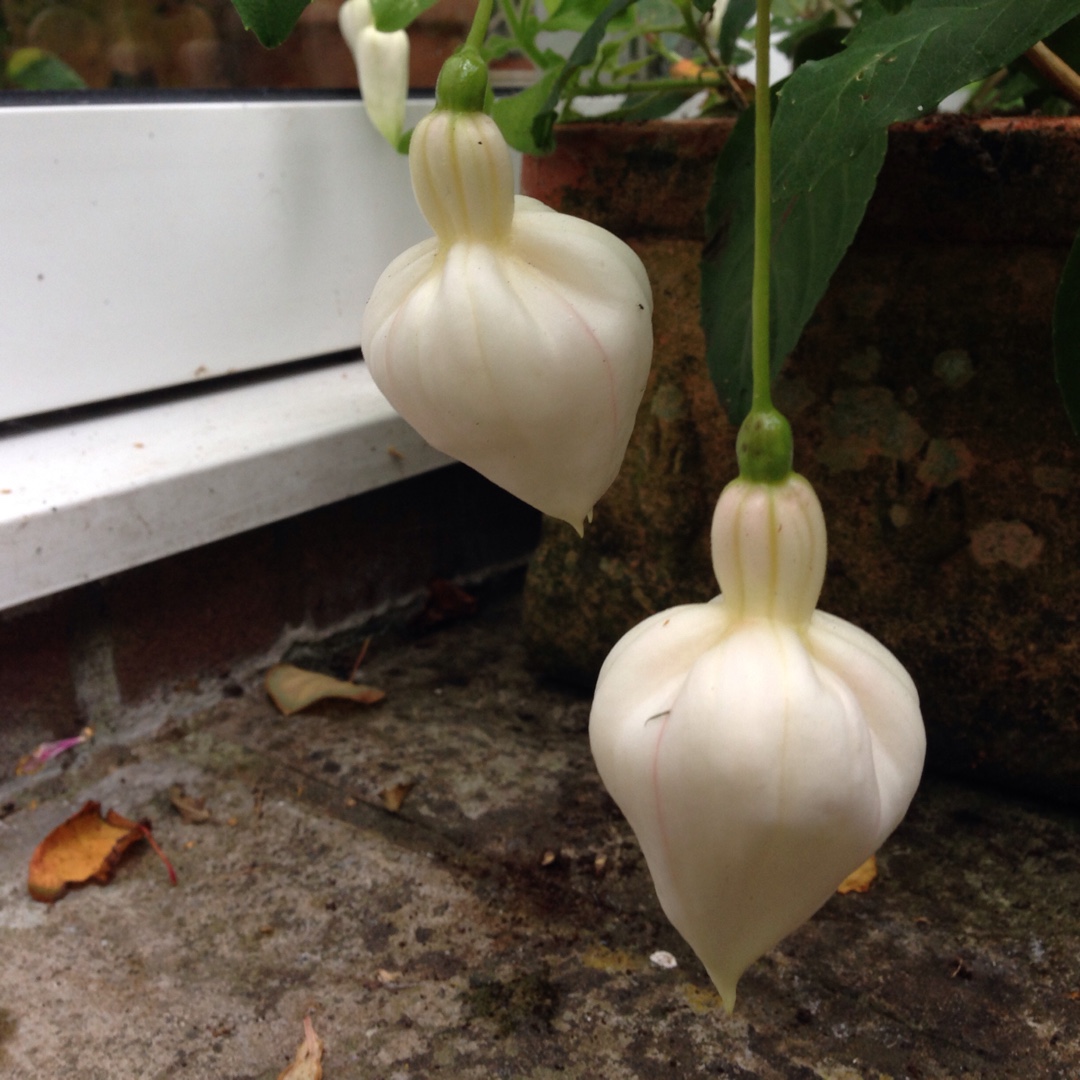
[0,587,1077,1078]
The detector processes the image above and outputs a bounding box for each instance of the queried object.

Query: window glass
[1,0,475,90]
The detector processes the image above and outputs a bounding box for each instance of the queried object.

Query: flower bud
[361,108,653,533]
[339,0,409,147]
[589,473,925,1010]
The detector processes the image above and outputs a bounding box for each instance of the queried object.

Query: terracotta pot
[521,115,1080,806]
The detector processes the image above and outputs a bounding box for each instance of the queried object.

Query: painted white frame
[1,94,434,419]
[0,94,480,611]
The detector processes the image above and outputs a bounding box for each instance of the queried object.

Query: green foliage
[773,0,1080,199]
[230,0,312,48]
[703,0,1080,421]
[371,0,442,33]
[1054,228,1080,436]
[4,47,86,90]
[544,0,635,33]
[529,0,642,154]
[492,69,562,153]
[862,0,915,16]
[717,0,755,64]
[579,87,699,120]
[702,98,885,422]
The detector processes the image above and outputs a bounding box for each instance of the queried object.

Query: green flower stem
[737,0,793,484]
[466,0,495,52]
[751,0,772,418]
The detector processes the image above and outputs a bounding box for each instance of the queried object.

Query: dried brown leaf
[28,801,175,903]
[837,853,878,895]
[266,663,385,716]
[169,784,212,824]
[277,1016,323,1080]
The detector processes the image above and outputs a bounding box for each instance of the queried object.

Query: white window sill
[2,93,525,610]
[0,94,438,421]
[0,359,449,611]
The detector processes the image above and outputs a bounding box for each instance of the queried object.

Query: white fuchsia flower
[589,471,925,1011]
[339,0,409,146]
[361,71,653,534]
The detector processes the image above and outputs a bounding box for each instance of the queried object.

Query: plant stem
[574,75,723,95]
[751,0,772,413]
[734,0,791,483]
[1026,41,1080,108]
[497,0,548,69]
[466,0,496,53]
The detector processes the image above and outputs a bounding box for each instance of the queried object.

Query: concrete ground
[1,578,1078,1080]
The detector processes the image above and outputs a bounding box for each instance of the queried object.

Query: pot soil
[521,115,1080,806]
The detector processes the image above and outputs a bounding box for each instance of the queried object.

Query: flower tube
[339,0,409,146]
[361,52,653,533]
[589,471,925,1011]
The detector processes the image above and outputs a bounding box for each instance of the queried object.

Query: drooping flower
[361,56,653,534]
[339,0,409,147]
[589,471,925,1011]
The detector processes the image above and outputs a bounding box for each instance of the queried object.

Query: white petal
[338,0,373,53]
[362,207,652,530]
[357,26,409,146]
[649,622,881,1009]
[807,609,926,838]
[591,611,885,1011]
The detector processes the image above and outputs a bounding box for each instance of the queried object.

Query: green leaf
[584,87,699,121]
[861,0,916,16]
[1053,226,1080,436]
[717,0,755,65]
[5,47,86,89]
[543,0,633,33]
[492,70,563,154]
[371,0,442,33]
[229,0,312,48]
[530,0,641,153]
[774,10,838,59]
[773,0,1080,199]
[702,0,1080,419]
[481,34,519,62]
[701,99,886,422]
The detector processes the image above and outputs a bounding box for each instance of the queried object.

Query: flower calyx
[435,46,489,114]
[736,406,793,484]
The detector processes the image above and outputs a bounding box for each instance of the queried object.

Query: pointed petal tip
[561,511,587,538]
[706,968,739,1016]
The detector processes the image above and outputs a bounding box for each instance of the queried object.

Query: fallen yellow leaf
[265,664,385,716]
[837,853,878,895]
[28,801,176,902]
